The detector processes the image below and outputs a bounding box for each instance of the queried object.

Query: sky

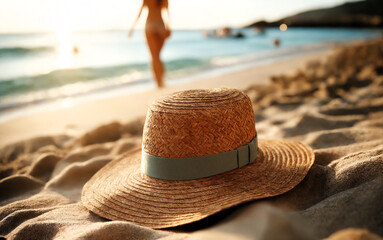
[0,0,351,33]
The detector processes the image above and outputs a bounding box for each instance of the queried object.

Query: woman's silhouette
[129,0,170,88]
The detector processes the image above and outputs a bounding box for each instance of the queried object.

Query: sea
[0,28,382,121]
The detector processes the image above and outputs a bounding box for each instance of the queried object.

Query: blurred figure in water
[274,38,280,47]
[128,0,170,88]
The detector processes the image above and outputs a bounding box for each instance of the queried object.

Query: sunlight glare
[51,0,76,69]
[56,27,74,69]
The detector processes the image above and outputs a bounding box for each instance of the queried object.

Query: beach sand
[1,38,383,239]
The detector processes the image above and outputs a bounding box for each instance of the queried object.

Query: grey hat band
[141,136,258,180]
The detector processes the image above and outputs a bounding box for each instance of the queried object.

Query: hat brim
[81,139,314,229]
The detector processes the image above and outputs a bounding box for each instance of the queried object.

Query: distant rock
[245,0,383,28]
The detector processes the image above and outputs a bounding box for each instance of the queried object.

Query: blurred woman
[128,0,170,88]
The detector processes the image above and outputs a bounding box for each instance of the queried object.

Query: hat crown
[143,88,256,158]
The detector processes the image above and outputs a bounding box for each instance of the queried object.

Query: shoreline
[0,41,333,115]
[2,28,382,114]
[0,47,333,147]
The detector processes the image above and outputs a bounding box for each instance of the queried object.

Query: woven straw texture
[143,88,256,158]
[81,88,315,229]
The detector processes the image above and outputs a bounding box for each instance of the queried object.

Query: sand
[1,38,383,239]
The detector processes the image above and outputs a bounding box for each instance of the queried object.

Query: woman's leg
[145,31,166,87]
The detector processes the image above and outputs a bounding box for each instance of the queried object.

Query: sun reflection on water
[51,0,76,69]
[55,28,74,69]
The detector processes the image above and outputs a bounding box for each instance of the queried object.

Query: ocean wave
[0,46,54,57]
[0,57,209,98]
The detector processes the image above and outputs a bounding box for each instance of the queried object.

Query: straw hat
[82,88,314,229]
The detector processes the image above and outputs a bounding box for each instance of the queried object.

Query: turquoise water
[0,28,382,110]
